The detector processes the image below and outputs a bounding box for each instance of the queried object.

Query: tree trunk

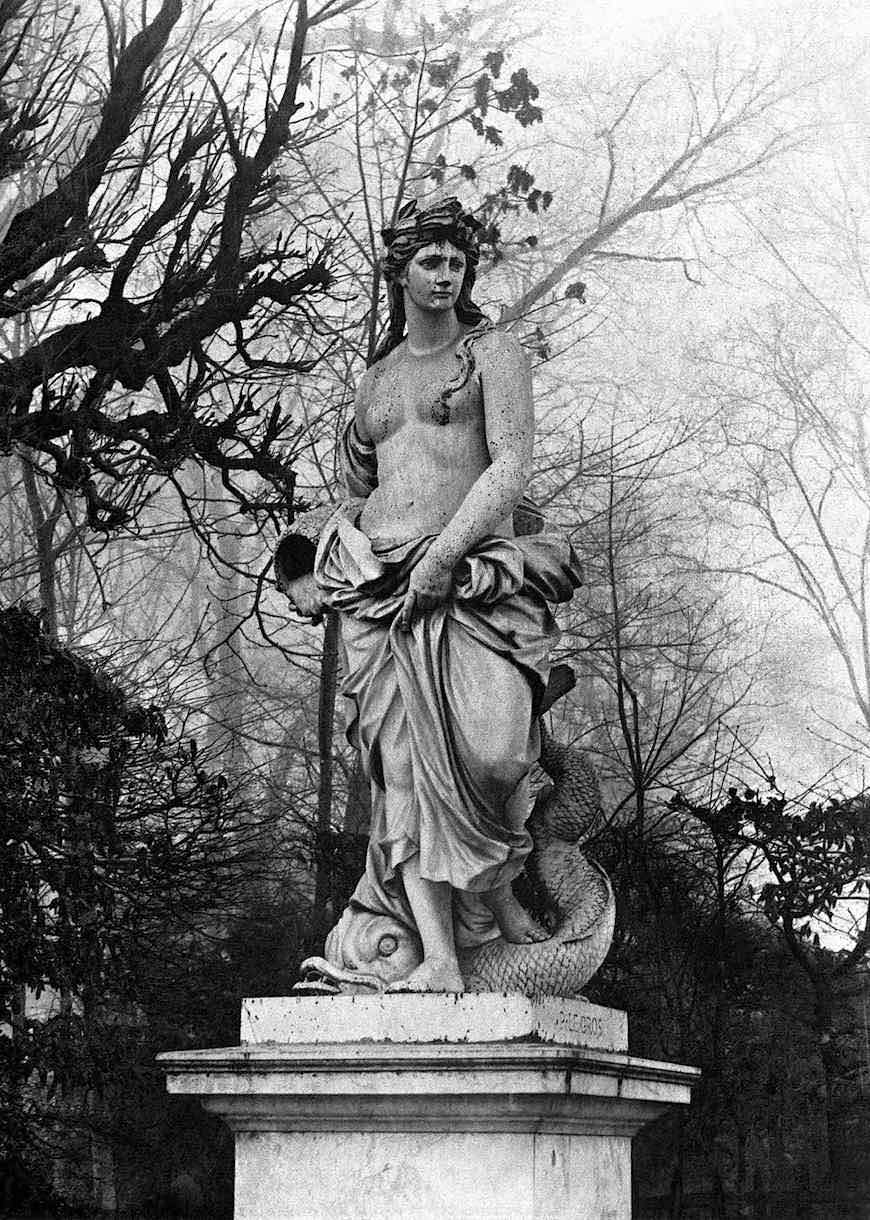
[312,610,340,922]
[20,457,60,639]
[205,497,246,763]
[668,1114,686,1219]
[87,1089,118,1215]
[808,974,841,1195]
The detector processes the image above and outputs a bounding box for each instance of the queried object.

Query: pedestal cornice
[159,1038,699,1136]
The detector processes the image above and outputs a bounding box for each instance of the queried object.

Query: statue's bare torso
[356,332,519,548]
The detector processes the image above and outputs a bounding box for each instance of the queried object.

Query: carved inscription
[577,1014,605,1038]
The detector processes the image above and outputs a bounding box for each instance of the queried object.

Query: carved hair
[372,197,491,424]
[372,197,488,367]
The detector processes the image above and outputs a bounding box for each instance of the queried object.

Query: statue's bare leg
[386,854,465,993]
[482,883,548,943]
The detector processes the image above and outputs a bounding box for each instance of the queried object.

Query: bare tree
[543,412,758,830]
[702,260,870,762]
[0,0,363,531]
[497,44,817,328]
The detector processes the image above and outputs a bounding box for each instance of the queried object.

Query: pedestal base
[159,995,698,1220]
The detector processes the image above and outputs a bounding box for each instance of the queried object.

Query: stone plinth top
[240,993,627,1053]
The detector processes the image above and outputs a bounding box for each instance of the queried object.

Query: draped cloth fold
[315,508,582,950]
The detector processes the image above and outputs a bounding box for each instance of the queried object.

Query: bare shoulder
[357,346,404,398]
[474,326,534,447]
[352,370,370,429]
[471,327,530,377]
[355,365,374,401]
[353,346,405,439]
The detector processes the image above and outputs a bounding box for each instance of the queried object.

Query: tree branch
[0,0,182,288]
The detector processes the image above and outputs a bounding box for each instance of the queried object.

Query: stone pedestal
[159,995,698,1220]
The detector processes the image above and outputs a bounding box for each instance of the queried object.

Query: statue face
[398,240,467,314]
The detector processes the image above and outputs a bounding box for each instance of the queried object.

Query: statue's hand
[282,572,327,624]
[399,550,453,631]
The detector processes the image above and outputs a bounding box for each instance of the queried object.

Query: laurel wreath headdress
[380,197,484,283]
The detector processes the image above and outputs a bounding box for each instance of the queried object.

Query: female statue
[281,197,581,992]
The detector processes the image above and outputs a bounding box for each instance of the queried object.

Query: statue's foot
[494,903,549,944]
[483,886,550,944]
[386,958,465,994]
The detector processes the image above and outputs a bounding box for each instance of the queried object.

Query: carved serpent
[299,723,615,998]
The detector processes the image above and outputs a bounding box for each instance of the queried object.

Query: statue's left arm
[399,331,534,628]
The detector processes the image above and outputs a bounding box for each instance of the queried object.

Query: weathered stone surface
[231,1129,631,1220]
[159,994,699,1219]
[240,992,628,1052]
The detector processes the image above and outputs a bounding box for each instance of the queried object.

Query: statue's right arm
[341,372,379,499]
[275,377,376,617]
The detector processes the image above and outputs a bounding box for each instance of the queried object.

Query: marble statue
[277,197,614,996]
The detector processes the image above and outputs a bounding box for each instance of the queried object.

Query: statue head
[373,197,487,363]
